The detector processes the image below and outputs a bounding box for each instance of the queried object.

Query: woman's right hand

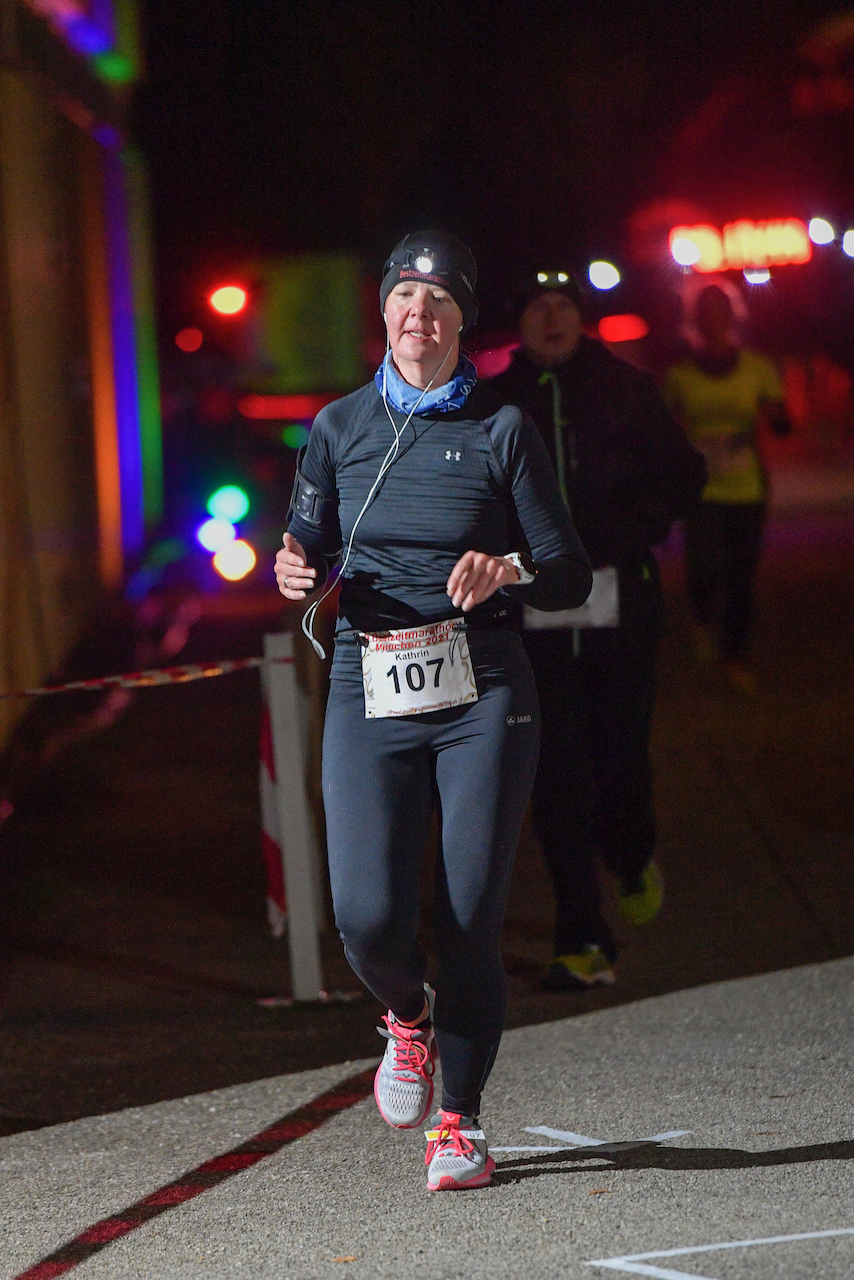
[275,533,316,599]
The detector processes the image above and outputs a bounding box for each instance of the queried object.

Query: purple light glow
[92,124,122,150]
[25,0,115,58]
[103,148,144,555]
[63,15,111,54]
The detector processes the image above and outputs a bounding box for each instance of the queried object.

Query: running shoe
[425,1111,495,1191]
[617,859,664,926]
[374,994,436,1129]
[541,945,616,991]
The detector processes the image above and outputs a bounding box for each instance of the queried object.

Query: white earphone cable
[300,334,458,660]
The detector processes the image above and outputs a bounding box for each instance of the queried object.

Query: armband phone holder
[287,445,336,527]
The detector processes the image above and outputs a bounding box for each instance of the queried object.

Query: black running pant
[524,562,663,960]
[322,631,539,1116]
[685,500,765,660]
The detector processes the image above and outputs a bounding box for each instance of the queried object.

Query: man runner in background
[491,270,706,990]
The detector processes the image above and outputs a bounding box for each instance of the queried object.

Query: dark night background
[136,0,854,334]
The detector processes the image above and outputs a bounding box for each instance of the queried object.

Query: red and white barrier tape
[0,657,277,700]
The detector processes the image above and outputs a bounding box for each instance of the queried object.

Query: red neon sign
[669,220,812,272]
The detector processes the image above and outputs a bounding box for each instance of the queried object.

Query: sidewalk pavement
[2,955,852,1280]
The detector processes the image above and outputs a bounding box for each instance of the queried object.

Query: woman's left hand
[447,551,521,612]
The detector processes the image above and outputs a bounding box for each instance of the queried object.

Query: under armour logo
[445,450,461,461]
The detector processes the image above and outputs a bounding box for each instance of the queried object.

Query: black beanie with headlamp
[380,231,479,332]
[512,268,585,326]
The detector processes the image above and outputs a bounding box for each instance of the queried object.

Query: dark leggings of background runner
[322,631,539,1116]
[526,629,657,961]
[685,500,765,661]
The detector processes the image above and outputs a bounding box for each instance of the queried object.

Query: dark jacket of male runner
[490,338,707,572]
[288,380,593,679]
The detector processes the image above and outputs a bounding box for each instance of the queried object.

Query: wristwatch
[504,551,537,585]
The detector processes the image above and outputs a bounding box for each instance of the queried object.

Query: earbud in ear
[459,324,463,332]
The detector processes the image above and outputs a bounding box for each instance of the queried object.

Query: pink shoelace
[425,1113,474,1165]
[382,1016,434,1079]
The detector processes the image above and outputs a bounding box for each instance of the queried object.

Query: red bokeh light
[598,314,650,344]
[175,327,203,352]
[237,393,337,419]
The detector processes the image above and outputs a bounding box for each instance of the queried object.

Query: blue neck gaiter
[374,351,478,415]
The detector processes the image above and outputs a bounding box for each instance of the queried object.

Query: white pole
[263,632,324,1000]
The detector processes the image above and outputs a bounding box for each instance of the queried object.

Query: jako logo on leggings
[506,714,532,726]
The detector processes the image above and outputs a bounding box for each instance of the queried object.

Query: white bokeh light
[808,218,834,245]
[588,261,620,290]
[744,268,771,285]
[671,237,701,266]
[196,518,236,552]
[842,230,854,258]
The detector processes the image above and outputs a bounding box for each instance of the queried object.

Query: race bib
[524,566,620,630]
[360,620,479,719]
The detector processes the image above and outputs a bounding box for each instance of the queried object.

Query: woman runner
[275,231,592,1191]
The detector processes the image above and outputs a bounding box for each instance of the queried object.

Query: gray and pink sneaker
[374,1010,436,1129]
[425,1111,495,1191]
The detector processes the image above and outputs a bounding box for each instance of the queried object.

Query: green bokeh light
[282,423,311,450]
[93,52,136,83]
[207,485,250,522]
[146,537,188,567]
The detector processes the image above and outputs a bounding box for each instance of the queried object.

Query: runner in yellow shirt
[664,284,789,692]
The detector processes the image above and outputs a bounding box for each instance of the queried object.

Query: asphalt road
[1,958,852,1279]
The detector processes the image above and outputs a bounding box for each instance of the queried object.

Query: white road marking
[585,1227,854,1279]
[491,1127,690,1156]
[526,1126,607,1146]
[588,1266,707,1279]
[486,1152,581,1162]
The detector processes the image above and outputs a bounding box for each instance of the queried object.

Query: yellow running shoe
[542,945,616,990]
[617,859,664,926]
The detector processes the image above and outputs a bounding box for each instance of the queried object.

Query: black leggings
[322,631,539,1115]
[685,500,766,660]
[526,630,658,960]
